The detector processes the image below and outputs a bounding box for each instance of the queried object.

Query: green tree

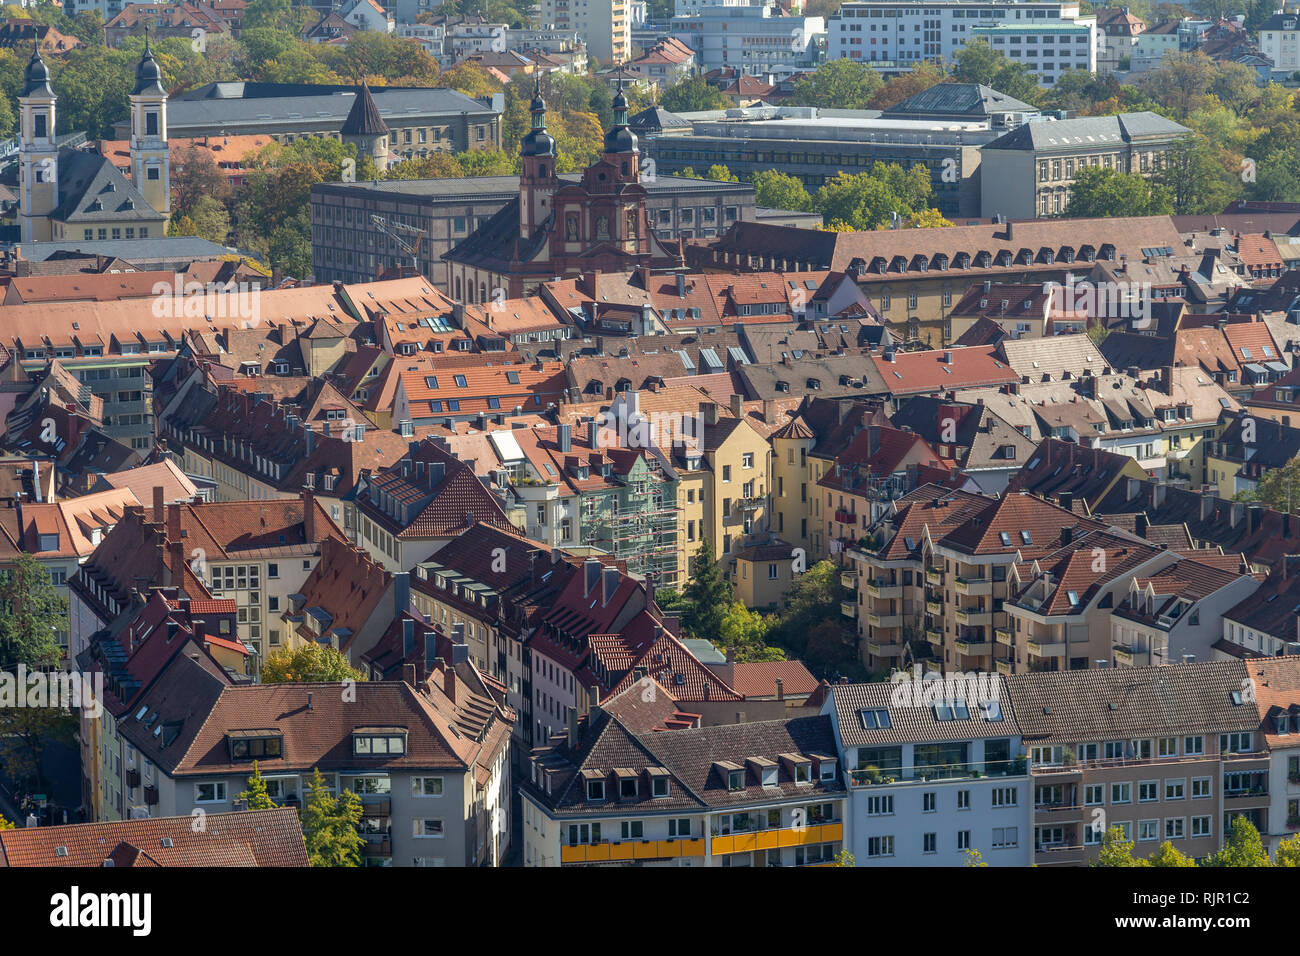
[661,75,729,113]
[752,170,813,212]
[815,163,934,231]
[717,602,785,662]
[952,39,1042,104]
[0,706,77,793]
[1155,133,1238,214]
[1147,841,1197,867]
[385,152,467,180]
[171,143,233,222]
[1205,816,1272,867]
[1063,165,1173,219]
[790,59,885,110]
[171,195,231,244]
[681,539,733,642]
[239,760,277,810]
[455,148,520,177]
[301,767,364,867]
[705,164,738,183]
[866,62,947,110]
[1094,825,1142,866]
[1275,833,1300,866]
[829,849,856,866]
[261,643,366,684]
[964,848,989,867]
[1138,50,1216,117]
[0,553,67,670]
[1235,453,1300,513]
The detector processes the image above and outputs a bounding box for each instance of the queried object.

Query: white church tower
[18,46,57,243]
[129,34,170,224]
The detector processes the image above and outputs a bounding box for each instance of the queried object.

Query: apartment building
[827,0,1095,81]
[1246,656,1300,852]
[670,5,824,76]
[106,651,513,866]
[522,677,846,867]
[1216,558,1300,661]
[1205,411,1300,500]
[541,0,629,63]
[825,678,1032,865]
[1260,11,1300,77]
[851,486,1108,673]
[67,490,345,664]
[1007,661,1270,864]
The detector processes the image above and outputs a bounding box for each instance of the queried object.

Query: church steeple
[18,41,57,242]
[130,26,170,222]
[518,75,557,244]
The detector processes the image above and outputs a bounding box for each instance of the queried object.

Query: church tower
[129,34,170,223]
[518,77,557,239]
[340,82,391,175]
[603,78,640,185]
[18,46,57,243]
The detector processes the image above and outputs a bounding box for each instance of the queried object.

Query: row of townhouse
[79,580,514,865]
[824,657,1300,865]
[530,656,1300,867]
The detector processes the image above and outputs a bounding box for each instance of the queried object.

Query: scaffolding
[582,487,681,585]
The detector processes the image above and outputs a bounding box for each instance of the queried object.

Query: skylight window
[1020,531,1032,545]
[1067,591,1080,606]
[859,708,892,729]
[999,531,1012,546]
[454,374,467,388]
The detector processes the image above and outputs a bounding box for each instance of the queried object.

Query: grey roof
[50,150,164,224]
[737,353,890,401]
[165,84,496,134]
[984,112,1189,152]
[630,105,691,132]
[313,172,747,204]
[681,638,725,664]
[1006,660,1259,742]
[831,679,1020,748]
[883,82,1037,120]
[0,236,234,262]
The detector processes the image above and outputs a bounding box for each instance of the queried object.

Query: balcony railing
[926,599,942,615]
[955,576,991,595]
[841,601,857,618]
[866,640,904,657]
[866,579,901,598]
[994,626,1013,645]
[1027,639,1065,657]
[866,611,902,628]
[842,571,858,590]
[926,569,942,584]
[850,758,1028,787]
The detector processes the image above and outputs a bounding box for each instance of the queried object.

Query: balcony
[361,797,391,817]
[994,626,1013,646]
[143,785,158,806]
[363,839,392,858]
[1113,645,1137,664]
[1035,844,1085,866]
[996,659,1013,675]
[866,640,904,658]
[866,610,902,628]
[126,768,141,789]
[955,635,991,653]
[866,579,901,599]
[850,758,1027,787]
[926,599,942,615]
[954,607,989,625]
[955,576,991,596]
[841,571,858,590]
[841,601,857,618]
[711,822,843,856]
[834,509,857,525]
[926,569,942,585]
[561,837,706,863]
[924,627,943,643]
[1027,639,1065,658]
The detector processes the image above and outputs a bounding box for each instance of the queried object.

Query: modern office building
[670,4,825,75]
[827,1,1098,83]
[541,0,630,63]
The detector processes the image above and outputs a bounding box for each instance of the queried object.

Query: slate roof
[340,82,390,137]
[983,112,1188,152]
[883,82,1037,120]
[830,678,1019,748]
[50,149,163,224]
[1006,660,1258,741]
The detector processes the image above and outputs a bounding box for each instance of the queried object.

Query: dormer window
[794,763,812,785]
[227,730,283,761]
[653,777,669,797]
[353,728,407,756]
[586,779,605,802]
[761,766,778,787]
[819,758,838,781]
[728,769,744,791]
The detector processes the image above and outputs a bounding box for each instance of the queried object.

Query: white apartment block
[670,5,825,75]
[542,0,630,63]
[1261,12,1300,77]
[827,1,1097,83]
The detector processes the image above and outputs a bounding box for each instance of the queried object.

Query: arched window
[480,283,487,303]
[454,276,462,301]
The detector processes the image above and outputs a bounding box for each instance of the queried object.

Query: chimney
[303,489,317,541]
[393,571,410,617]
[308,692,313,711]
[402,618,414,658]
[424,632,437,670]
[166,502,180,543]
[302,422,315,456]
[868,424,880,456]
[587,418,600,450]
[567,705,580,748]
[730,393,744,418]
[1201,490,1214,521]
[1135,512,1148,538]
[402,663,417,687]
[1059,490,1073,512]
[152,485,165,524]
[428,461,445,488]
[558,423,572,452]
[443,667,457,704]
[584,557,601,596]
[676,272,686,297]
[775,677,784,701]
[602,565,619,606]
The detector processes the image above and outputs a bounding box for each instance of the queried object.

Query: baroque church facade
[442,80,683,301]
[18,42,170,243]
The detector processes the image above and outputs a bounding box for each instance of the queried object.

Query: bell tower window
[34,114,47,139]
[145,111,158,136]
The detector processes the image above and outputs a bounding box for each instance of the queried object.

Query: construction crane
[370,214,427,273]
